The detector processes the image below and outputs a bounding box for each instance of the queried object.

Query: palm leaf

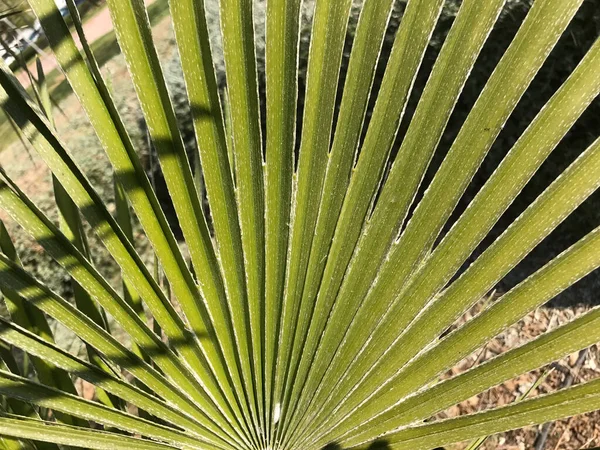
[0,0,598,449]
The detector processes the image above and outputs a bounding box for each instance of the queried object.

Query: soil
[440,300,600,449]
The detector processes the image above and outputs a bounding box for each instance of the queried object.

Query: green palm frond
[0,0,598,449]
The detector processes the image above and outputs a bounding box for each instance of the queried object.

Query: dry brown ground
[440,300,600,450]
